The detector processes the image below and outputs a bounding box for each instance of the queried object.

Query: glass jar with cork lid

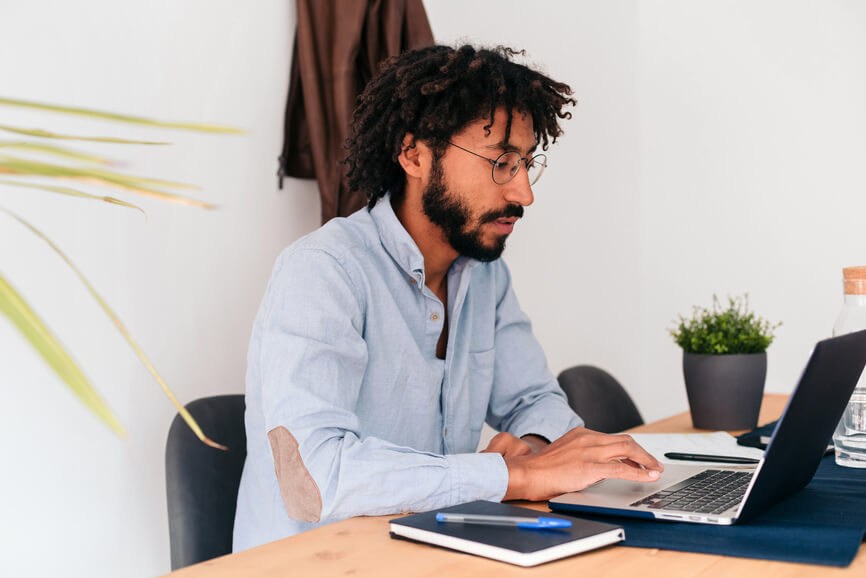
[832,266,866,467]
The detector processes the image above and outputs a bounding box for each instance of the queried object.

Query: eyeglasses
[447,142,547,186]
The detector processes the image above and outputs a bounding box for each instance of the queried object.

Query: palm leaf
[2,95,232,447]
[0,155,196,188]
[0,271,125,437]
[0,97,242,134]
[80,166,198,191]
[0,124,170,145]
[0,141,114,165]
[1,208,227,450]
[0,156,215,209]
[0,178,145,214]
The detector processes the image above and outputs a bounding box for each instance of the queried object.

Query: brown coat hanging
[279,0,434,223]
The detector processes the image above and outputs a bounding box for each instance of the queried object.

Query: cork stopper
[843,266,866,295]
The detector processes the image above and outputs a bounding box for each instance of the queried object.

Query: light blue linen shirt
[233,194,582,551]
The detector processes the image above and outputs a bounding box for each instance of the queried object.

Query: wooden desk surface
[166,394,865,577]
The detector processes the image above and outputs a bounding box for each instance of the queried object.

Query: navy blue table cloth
[565,454,866,566]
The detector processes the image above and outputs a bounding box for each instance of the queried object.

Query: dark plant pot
[682,352,767,430]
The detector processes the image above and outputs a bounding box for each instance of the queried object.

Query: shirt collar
[370,193,483,284]
[370,192,426,280]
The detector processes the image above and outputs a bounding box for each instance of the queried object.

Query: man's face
[421,108,536,262]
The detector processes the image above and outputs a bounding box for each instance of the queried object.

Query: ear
[397,133,428,179]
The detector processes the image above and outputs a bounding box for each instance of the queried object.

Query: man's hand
[502,427,664,502]
[519,433,550,454]
[482,432,539,457]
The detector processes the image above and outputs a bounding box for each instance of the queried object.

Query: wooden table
[166,394,865,577]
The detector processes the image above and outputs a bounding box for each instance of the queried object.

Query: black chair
[165,394,246,571]
[556,365,644,433]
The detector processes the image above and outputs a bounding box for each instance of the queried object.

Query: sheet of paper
[629,432,765,466]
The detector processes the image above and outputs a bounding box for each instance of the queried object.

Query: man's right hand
[502,427,664,502]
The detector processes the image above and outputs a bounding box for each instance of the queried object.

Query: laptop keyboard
[630,469,752,515]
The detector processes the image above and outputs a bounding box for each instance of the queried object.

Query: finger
[481,441,505,454]
[497,439,533,458]
[520,434,550,454]
[583,432,643,447]
[481,437,505,454]
[559,429,643,450]
[602,460,662,482]
[508,443,533,457]
[596,438,664,471]
[482,432,517,454]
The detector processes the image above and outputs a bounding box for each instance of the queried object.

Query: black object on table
[736,420,780,450]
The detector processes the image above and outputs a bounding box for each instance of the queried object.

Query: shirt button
[443,428,448,436]
[409,278,416,284]
[430,313,440,321]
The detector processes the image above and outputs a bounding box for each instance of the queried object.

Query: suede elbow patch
[267,426,323,523]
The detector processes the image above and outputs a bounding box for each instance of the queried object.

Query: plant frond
[0,141,114,165]
[1,208,227,450]
[0,124,171,145]
[0,178,145,214]
[0,156,215,209]
[0,270,126,437]
[0,97,243,134]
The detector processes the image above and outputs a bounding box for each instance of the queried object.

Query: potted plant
[670,295,781,430]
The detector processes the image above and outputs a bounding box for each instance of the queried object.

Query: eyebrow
[484,140,538,157]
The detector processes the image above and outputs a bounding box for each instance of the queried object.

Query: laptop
[549,329,866,525]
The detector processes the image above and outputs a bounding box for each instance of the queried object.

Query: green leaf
[0,178,145,214]
[0,271,126,437]
[0,97,243,134]
[0,95,233,447]
[669,293,781,354]
[1,208,226,450]
[0,124,171,145]
[0,141,114,165]
[0,156,215,209]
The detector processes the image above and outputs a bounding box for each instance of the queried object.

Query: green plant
[0,97,241,447]
[670,294,781,354]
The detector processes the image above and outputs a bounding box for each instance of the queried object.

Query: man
[233,44,662,551]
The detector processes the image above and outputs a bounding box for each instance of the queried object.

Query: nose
[503,166,534,207]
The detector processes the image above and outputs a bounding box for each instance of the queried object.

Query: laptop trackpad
[551,464,705,508]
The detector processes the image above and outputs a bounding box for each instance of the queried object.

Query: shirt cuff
[446,452,509,504]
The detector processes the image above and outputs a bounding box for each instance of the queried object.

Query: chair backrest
[165,394,246,571]
[557,365,644,433]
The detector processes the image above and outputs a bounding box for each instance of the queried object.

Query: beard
[421,157,524,262]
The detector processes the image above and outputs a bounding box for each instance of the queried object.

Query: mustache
[481,204,524,223]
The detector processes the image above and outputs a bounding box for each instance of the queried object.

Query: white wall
[428,0,866,427]
[636,0,866,419]
[0,1,317,576]
[423,0,644,447]
[2,1,865,576]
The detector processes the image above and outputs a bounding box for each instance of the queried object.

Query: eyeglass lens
[492,152,547,186]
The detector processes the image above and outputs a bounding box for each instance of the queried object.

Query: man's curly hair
[344,44,576,207]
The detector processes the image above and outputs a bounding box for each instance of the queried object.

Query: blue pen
[435,512,572,529]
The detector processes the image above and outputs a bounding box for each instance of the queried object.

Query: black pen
[664,452,760,465]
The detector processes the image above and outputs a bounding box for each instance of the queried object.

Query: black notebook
[389,500,624,567]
